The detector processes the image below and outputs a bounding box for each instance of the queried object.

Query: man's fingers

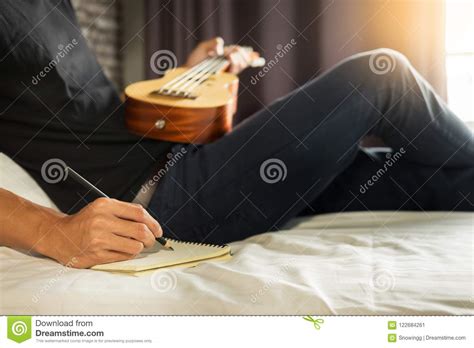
[224,46,251,73]
[125,204,163,238]
[96,250,137,264]
[202,37,224,56]
[124,205,162,237]
[110,217,156,248]
[228,52,247,74]
[93,198,163,238]
[106,234,145,255]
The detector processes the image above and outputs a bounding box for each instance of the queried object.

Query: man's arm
[0,188,162,268]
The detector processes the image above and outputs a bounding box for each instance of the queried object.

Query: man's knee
[368,48,410,74]
[344,48,409,74]
[335,48,412,91]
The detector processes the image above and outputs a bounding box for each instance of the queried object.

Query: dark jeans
[148,49,474,244]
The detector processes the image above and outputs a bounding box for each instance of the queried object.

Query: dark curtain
[144,0,446,124]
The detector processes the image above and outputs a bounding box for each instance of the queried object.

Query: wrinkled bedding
[1,211,472,315]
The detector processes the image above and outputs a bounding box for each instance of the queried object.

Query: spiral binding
[164,238,227,249]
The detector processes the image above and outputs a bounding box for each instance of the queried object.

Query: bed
[1,153,473,315]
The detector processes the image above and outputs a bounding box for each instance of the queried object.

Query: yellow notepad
[91,239,232,273]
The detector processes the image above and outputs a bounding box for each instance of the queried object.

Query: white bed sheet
[1,211,473,315]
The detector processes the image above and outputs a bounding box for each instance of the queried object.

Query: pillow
[0,153,59,211]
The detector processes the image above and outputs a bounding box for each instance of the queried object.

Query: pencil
[66,166,174,251]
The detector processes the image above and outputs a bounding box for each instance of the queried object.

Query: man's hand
[185,37,224,68]
[185,37,258,74]
[44,198,163,269]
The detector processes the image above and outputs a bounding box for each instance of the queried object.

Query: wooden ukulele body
[124,67,239,144]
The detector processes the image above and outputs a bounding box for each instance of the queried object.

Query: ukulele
[124,47,264,144]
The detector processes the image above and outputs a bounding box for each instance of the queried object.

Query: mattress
[1,211,473,315]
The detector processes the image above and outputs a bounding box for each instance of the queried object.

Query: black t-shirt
[0,0,172,213]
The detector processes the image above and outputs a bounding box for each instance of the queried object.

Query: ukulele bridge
[150,89,198,99]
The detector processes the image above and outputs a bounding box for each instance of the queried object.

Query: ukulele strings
[169,58,221,95]
[175,58,227,97]
[181,58,228,97]
[157,56,228,97]
[170,58,224,97]
[158,57,220,95]
[167,58,219,91]
[157,58,214,94]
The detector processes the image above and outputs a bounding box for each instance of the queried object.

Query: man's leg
[300,148,474,215]
[149,49,474,244]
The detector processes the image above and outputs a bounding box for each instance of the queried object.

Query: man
[1,0,473,268]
